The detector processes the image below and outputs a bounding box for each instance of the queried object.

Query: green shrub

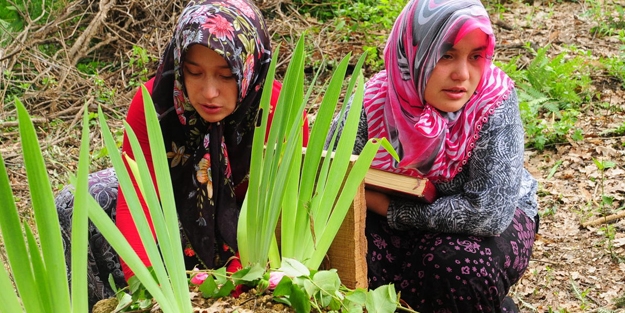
[498,45,591,150]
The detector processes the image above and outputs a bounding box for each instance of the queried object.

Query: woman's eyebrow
[447,45,488,52]
[184,59,230,69]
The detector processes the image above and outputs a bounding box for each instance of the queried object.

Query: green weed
[484,1,510,20]
[498,45,593,150]
[335,0,406,70]
[541,205,557,218]
[127,45,157,89]
[593,158,616,214]
[585,0,625,37]
[0,0,67,44]
[291,0,406,73]
[601,32,625,88]
[600,122,625,137]
[570,277,592,310]
[599,224,620,261]
[615,293,625,308]
[547,308,570,313]
[93,76,116,105]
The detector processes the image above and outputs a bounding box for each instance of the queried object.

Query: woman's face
[423,29,488,113]
[183,44,239,123]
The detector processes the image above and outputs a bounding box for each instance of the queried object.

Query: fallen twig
[581,210,625,228]
[0,117,48,128]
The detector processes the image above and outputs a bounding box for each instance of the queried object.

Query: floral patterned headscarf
[150,0,271,268]
[364,0,514,181]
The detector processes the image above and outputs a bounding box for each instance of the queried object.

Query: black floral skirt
[366,208,537,313]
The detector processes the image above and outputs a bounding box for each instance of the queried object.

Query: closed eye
[183,66,201,76]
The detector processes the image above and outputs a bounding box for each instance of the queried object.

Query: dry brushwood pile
[1,0,624,312]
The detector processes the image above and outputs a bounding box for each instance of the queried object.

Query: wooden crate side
[323,180,368,289]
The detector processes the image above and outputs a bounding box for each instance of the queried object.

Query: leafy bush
[585,0,625,37]
[291,0,406,72]
[0,0,60,43]
[497,45,591,150]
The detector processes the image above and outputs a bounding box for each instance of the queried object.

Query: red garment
[116,79,309,280]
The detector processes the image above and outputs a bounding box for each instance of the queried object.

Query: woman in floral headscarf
[55,0,308,308]
[328,0,538,312]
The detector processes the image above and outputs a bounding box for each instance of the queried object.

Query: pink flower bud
[190,272,209,285]
[268,271,286,290]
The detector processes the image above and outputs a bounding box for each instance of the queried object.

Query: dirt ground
[489,1,625,312]
[1,0,625,312]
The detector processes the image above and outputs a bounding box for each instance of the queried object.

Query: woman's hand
[365,189,390,216]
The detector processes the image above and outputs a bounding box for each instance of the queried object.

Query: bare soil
[1,0,625,312]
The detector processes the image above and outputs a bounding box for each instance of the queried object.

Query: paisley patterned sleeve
[387,89,532,236]
[327,89,536,236]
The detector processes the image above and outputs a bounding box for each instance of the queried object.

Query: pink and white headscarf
[365,0,514,182]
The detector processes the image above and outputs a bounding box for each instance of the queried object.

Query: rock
[92,298,119,313]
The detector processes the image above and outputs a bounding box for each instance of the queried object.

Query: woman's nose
[202,78,219,99]
[451,61,470,81]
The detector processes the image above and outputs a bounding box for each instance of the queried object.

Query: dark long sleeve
[335,88,538,237]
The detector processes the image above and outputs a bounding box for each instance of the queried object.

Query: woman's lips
[200,104,222,114]
[442,88,466,100]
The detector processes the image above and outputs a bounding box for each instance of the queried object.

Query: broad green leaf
[231,263,265,284]
[214,280,235,298]
[290,284,312,313]
[273,276,293,297]
[113,293,133,312]
[365,284,398,313]
[213,267,228,285]
[199,276,218,297]
[312,270,340,293]
[280,258,310,278]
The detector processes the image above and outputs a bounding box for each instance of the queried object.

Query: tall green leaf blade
[264,42,306,265]
[308,52,365,197]
[85,196,176,313]
[314,74,365,236]
[300,53,352,199]
[16,98,71,310]
[241,43,279,266]
[305,71,364,256]
[98,108,177,310]
[306,73,371,268]
[24,224,54,310]
[119,122,174,299]
[279,127,304,261]
[0,253,22,312]
[285,53,352,258]
[0,144,42,312]
[140,86,192,312]
[309,138,384,269]
[70,106,91,313]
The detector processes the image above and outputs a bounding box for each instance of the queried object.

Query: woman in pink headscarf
[328,0,538,311]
